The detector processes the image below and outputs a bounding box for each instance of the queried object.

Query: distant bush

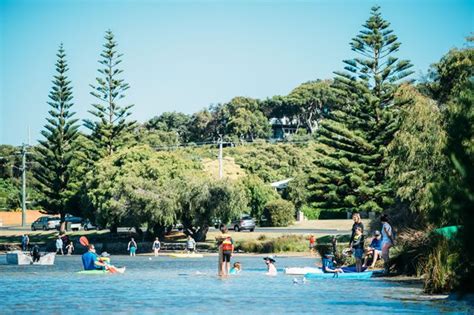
[237,235,307,253]
[262,199,295,227]
[301,205,320,220]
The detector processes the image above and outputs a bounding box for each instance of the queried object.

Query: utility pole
[218,135,223,179]
[21,143,28,227]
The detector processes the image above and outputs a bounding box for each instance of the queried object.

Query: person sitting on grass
[351,226,365,272]
[322,253,343,273]
[230,262,242,274]
[363,230,382,269]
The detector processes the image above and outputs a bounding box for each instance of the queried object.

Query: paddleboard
[168,253,204,258]
[285,267,323,275]
[305,271,373,279]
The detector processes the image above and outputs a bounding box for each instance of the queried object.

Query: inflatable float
[168,253,204,258]
[284,267,323,275]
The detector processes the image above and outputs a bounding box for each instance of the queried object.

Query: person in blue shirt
[229,262,241,275]
[363,230,382,269]
[82,244,105,270]
[322,253,343,273]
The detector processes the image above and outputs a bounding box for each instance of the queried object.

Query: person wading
[216,224,231,276]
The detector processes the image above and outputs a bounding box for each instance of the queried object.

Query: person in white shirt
[56,236,64,255]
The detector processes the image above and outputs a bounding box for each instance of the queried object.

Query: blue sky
[1,0,472,145]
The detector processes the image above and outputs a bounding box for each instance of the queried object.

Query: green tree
[0,179,20,210]
[309,6,413,214]
[426,37,473,104]
[188,109,213,142]
[84,30,135,158]
[436,82,474,291]
[86,146,199,233]
[35,44,80,230]
[179,176,248,241]
[386,85,447,227]
[241,175,279,222]
[285,80,336,134]
[225,97,270,140]
[145,111,191,143]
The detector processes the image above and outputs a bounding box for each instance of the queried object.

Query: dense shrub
[301,205,320,220]
[237,235,307,253]
[262,199,295,227]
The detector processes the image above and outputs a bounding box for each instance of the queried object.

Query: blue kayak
[305,271,373,279]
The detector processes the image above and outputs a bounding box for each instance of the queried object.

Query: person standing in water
[127,238,137,256]
[65,240,74,255]
[31,244,41,263]
[264,256,277,276]
[152,237,161,256]
[21,234,29,251]
[56,235,64,255]
[351,226,365,272]
[216,224,231,276]
[186,235,196,254]
[221,235,234,276]
[349,212,364,251]
[380,214,395,274]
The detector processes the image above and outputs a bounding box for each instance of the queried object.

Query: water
[0,255,471,314]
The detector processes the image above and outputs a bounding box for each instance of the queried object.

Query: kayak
[77,267,126,275]
[285,267,323,275]
[168,253,204,258]
[305,271,373,279]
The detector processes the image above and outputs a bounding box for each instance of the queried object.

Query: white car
[31,216,60,231]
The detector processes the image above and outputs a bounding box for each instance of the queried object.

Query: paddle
[79,236,89,247]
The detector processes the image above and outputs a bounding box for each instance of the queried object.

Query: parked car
[31,216,60,231]
[230,215,256,232]
[214,215,256,232]
[81,219,101,231]
[56,214,82,231]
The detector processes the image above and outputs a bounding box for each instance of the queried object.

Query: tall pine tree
[308,6,413,214]
[84,30,135,158]
[35,44,79,230]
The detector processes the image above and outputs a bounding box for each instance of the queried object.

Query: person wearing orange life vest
[308,235,316,255]
[220,235,234,276]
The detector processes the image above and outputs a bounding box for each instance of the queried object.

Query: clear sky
[0,0,472,145]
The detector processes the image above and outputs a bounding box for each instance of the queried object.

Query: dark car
[81,219,101,231]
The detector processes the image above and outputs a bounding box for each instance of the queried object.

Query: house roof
[270,178,293,189]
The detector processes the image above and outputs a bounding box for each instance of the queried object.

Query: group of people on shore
[321,212,395,274]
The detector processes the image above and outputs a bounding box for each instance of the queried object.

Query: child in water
[264,256,277,276]
[351,227,365,272]
[65,241,74,255]
[229,262,241,274]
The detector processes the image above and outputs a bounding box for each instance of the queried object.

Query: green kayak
[77,267,126,275]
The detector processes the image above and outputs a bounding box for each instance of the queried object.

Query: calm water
[0,255,471,314]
